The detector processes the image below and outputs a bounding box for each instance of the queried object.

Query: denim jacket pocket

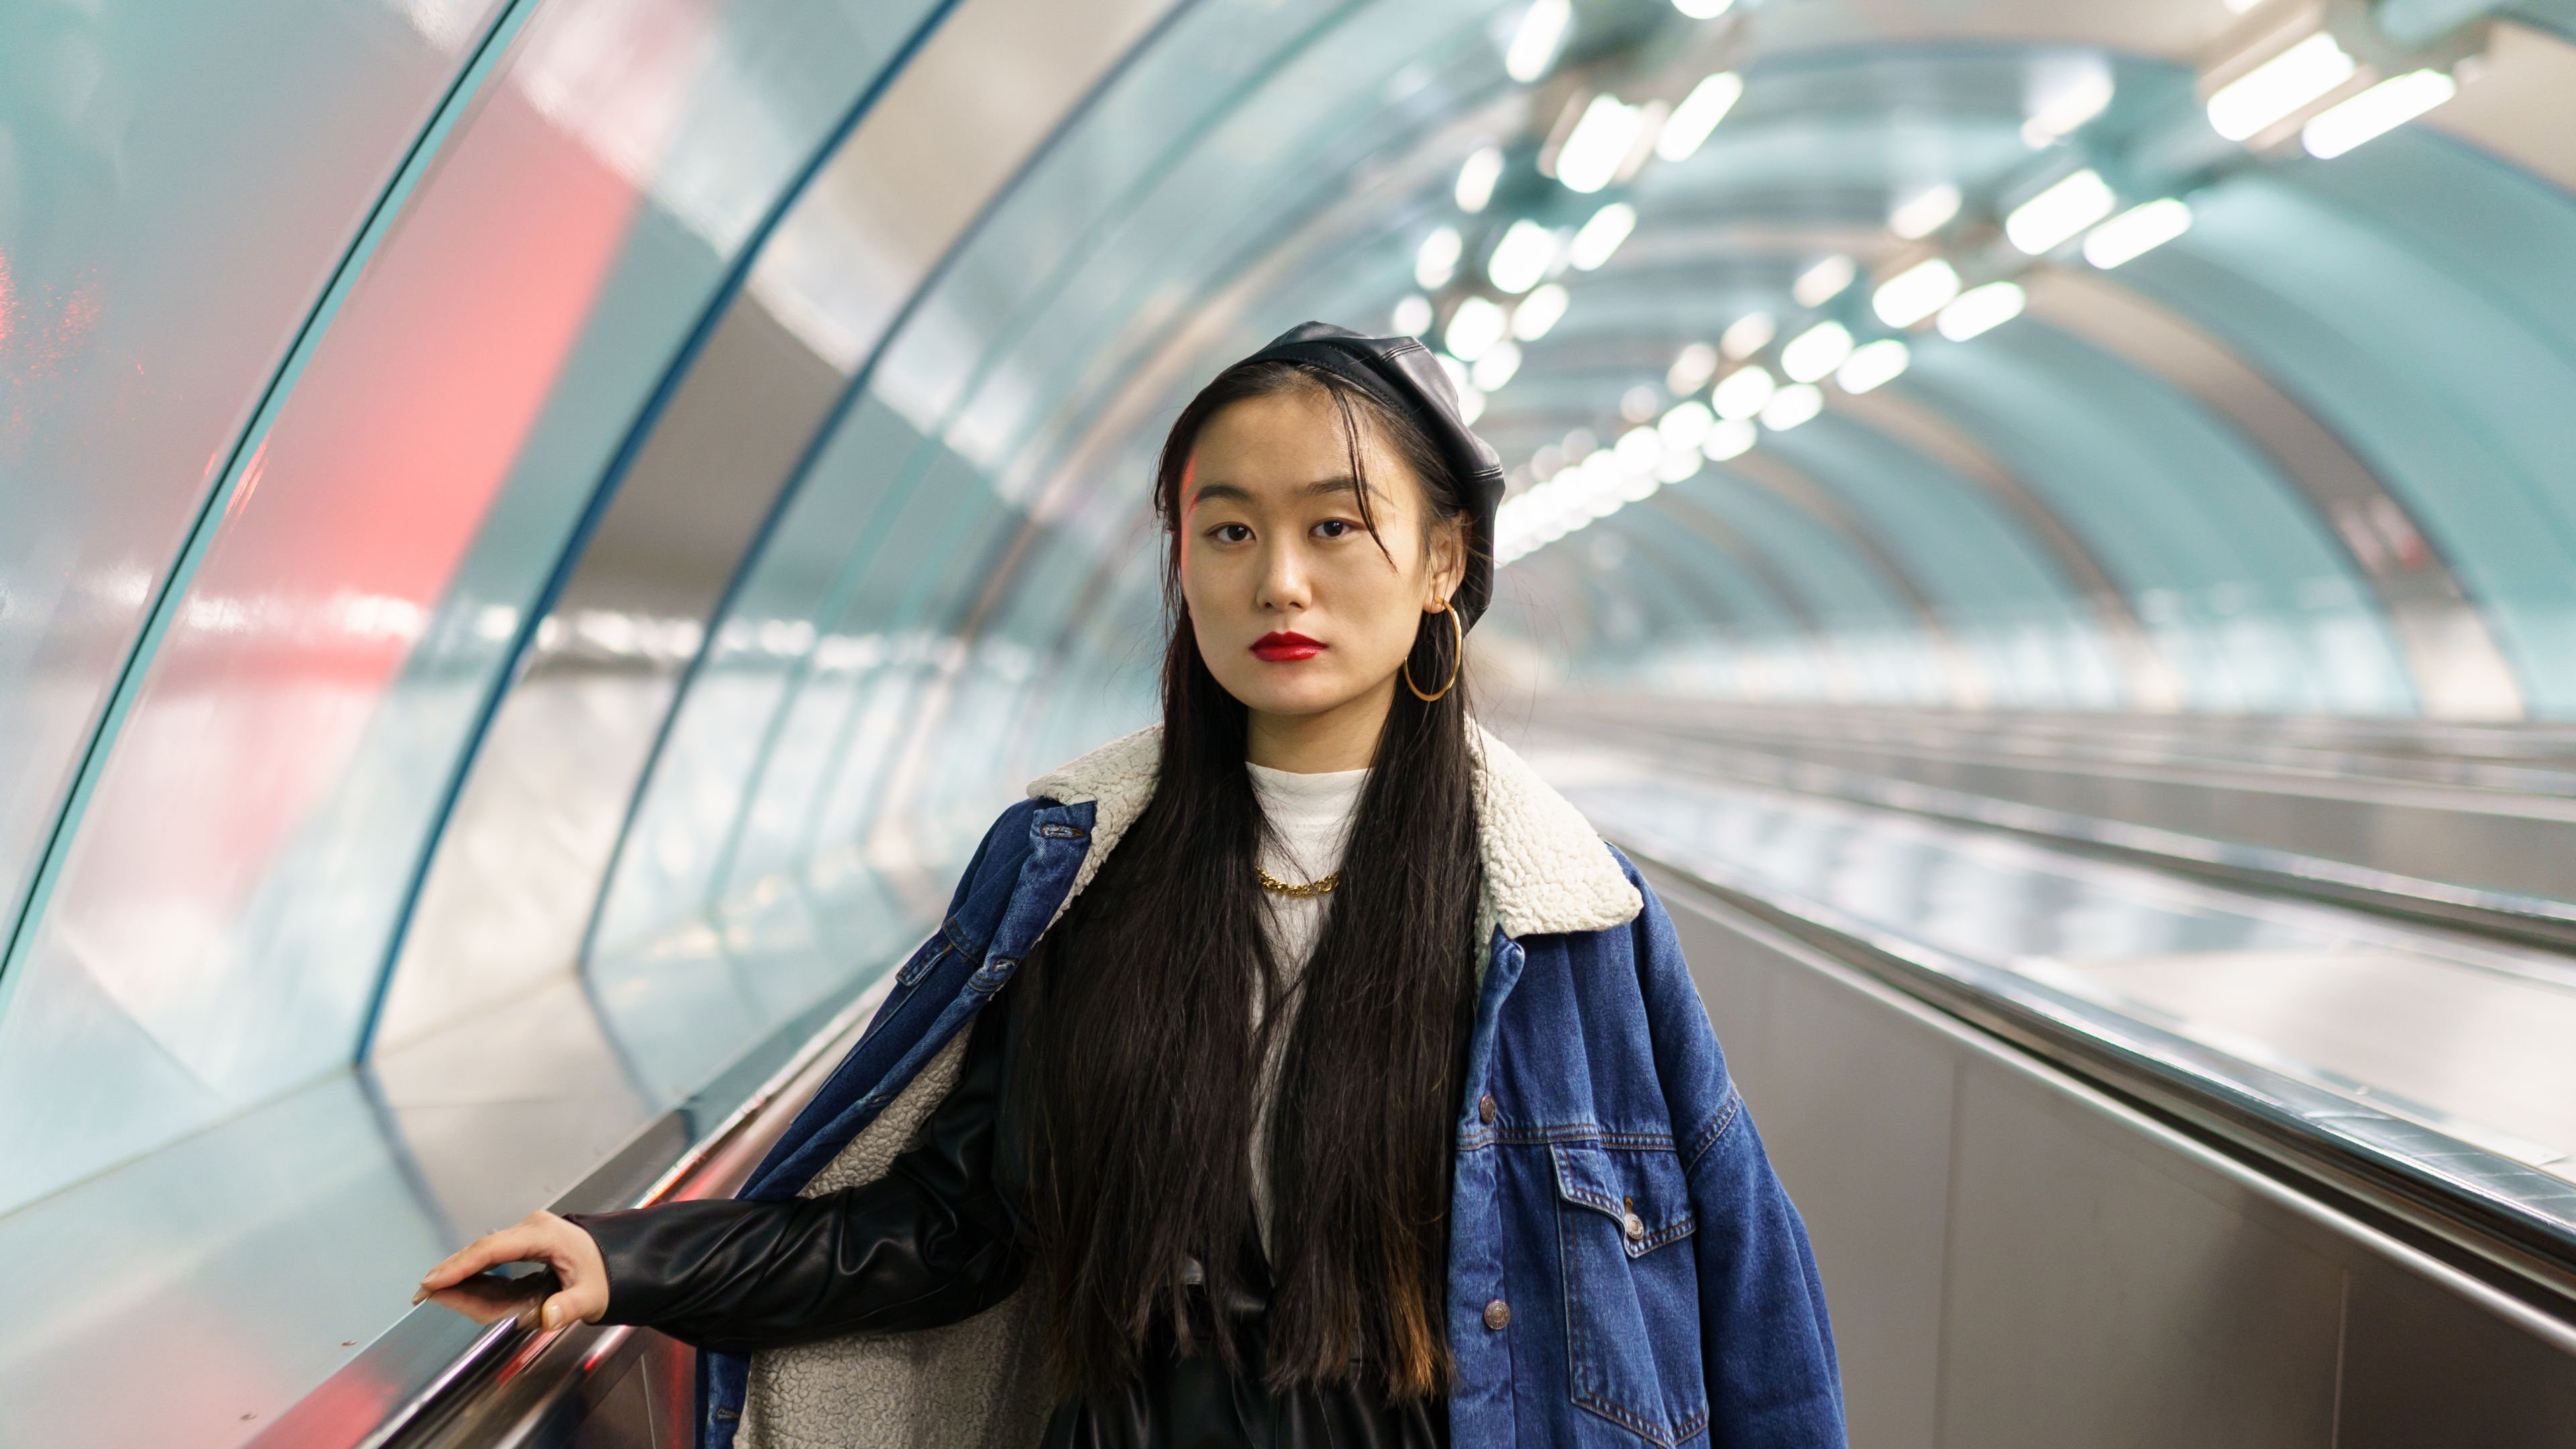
[1552,1142,1709,1447]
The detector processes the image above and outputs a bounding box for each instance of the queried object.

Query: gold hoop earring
[1403,600,1464,703]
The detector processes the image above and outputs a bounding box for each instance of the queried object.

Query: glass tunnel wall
[0,0,983,1214]
[9,0,2576,1435]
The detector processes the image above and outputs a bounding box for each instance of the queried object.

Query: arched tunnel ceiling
[573,0,2576,1012]
[968,0,2576,737]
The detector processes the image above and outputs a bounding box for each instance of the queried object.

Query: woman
[417,322,1845,1448]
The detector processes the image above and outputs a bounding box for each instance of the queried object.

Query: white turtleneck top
[1243,760,1369,1253]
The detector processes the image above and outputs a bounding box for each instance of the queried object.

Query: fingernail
[411,1288,426,1304]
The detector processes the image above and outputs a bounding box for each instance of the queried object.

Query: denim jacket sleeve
[1621,854,1848,1448]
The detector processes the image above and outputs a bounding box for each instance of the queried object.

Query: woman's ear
[1426,515,1468,610]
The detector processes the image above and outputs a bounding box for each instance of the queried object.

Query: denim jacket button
[1477,1094,1497,1125]
[1623,1212,1646,1242]
[1483,1298,1511,1331]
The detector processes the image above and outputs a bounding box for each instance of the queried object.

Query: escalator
[272,722,2576,1447]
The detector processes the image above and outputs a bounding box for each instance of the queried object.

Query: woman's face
[1179,386,1464,727]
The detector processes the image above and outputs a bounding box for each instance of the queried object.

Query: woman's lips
[1250,631,1325,662]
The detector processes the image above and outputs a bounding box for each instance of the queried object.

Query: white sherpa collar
[1025,721,1640,939]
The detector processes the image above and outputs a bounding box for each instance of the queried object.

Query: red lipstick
[1250,631,1325,662]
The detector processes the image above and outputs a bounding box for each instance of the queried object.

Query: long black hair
[1012,356,1486,1403]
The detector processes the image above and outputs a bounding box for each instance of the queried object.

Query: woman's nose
[1254,541,1310,611]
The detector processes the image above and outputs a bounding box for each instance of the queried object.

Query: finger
[415,1225,549,1297]
[539,1289,577,1332]
[421,1283,521,1327]
[415,1240,502,1298]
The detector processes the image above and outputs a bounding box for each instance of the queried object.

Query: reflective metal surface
[1534,743,2576,1252]
[1645,863,2576,1448]
[0,918,905,1447]
[1538,695,2576,938]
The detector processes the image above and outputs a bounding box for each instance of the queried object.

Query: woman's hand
[415,1210,609,1332]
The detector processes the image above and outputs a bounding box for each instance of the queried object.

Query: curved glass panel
[1894,320,2409,714]
[2121,138,2576,712]
[593,0,1511,969]
[1695,470,1941,700]
[0,0,508,938]
[1757,417,2122,708]
[0,0,946,1212]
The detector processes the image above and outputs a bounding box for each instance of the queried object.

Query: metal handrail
[1619,839,2576,1329]
[1550,714,2576,951]
[1556,696,2576,792]
[248,980,890,1449]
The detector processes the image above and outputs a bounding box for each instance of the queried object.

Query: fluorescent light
[1712,365,1776,421]
[1937,280,2025,341]
[1556,95,1644,193]
[1703,417,1757,461]
[1792,254,1856,307]
[1835,338,1910,394]
[1656,444,1706,484]
[1666,342,1719,395]
[2303,69,2457,158]
[1415,226,1462,288]
[1780,320,1854,383]
[1760,382,1823,431]
[1446,295,1508,360]
[1672,0,1735,17]
[2022,66,2113,147]
[1506,0,1570,83]
[1660,399,1715,449]
[1656,72,1744,161]
[1512,282,1569,339]
[1472,339,1523,391]
[1568,203,1636,269]
[1890,183,1961,239]
[1872,258,1961,327]
[2082,197,2192,268]
[2005,168,2114,254]
[1617,101,1670,186]
[1615,425,1663,472]
[1392,294,1433,335]
[1457,382,1487,425]
[1621,384,1662,422]
[2206,32,2356,142]
[1720,312,1776,358]
[1456,147,1505,212]
[1487,219,1560,293]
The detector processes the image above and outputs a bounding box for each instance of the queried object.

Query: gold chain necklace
[1256,865,1340,898]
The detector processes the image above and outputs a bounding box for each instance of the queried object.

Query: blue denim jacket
[697,727,1844,1448]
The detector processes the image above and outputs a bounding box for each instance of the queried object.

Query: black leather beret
[1239,321,1507,629]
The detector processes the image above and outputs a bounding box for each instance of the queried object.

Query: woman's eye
[1314,519,1358,539]
[1210,523,1252,543]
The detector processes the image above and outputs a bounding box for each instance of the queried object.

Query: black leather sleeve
[566,991,1028,1354]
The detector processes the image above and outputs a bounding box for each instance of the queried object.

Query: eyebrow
[1190,476,1368,506]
